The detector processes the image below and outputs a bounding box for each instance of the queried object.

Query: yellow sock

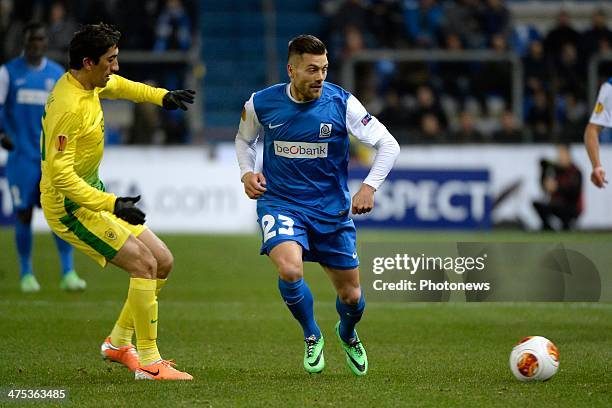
[109,301,134,347]
[109,279,167,347]
[128,278,161,366]
[156,278,167,297]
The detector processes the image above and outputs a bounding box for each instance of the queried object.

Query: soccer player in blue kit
[235,35,400,375]
[0,22,85,293]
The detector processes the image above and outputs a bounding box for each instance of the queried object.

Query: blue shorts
[257,202,359,270]
[6,155,41,211]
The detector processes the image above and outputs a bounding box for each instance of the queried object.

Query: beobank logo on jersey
[274,141,328,159]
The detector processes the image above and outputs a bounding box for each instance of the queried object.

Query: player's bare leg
[270,242,325,373]
[323,266,368,376]
[106,235,191,380]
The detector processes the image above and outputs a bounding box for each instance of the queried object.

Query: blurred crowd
[0,0,197,144]
[0,0,197,60]
[323,0,612,144]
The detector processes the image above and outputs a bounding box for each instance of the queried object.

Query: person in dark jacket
[533,144,583,230]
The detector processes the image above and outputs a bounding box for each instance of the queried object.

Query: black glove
[162,89,195,111]
[0,132,14,151]
[114,195,146,225]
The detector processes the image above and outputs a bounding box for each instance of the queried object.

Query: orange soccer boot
[100,337,140,372]
[134,359,193,380]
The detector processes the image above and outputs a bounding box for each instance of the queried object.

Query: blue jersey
[253,82,352,220]
[0,57,64,160]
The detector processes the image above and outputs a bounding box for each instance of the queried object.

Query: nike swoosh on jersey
[268,122,285,129]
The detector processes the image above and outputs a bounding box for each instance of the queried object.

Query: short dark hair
[23,22,46,36]
[69,23,121,69]
[288,35,326,61]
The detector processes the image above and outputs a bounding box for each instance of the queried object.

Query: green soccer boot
[304,334,325,374]
[335,321,368,376]
[60,270,87,291]
[20,274,41,293]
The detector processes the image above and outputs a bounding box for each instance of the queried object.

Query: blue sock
[278,278,321,339]
[15,220,33,278]
[53,233,74,277]
[336,293,366,343]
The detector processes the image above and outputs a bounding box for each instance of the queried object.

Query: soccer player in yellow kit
[40,23,195,380]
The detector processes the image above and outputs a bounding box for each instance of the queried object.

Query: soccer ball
[509,336,559,381]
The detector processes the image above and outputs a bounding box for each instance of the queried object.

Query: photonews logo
[274,141,328,159]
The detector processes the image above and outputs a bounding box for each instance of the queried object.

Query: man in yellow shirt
[40,23,195,380]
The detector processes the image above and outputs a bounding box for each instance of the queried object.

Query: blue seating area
[201,0,322,127]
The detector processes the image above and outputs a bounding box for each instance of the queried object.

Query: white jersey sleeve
[589,81,612,128]
[345,94,400,190]
[235,93,262,179]
[0,65,10,106]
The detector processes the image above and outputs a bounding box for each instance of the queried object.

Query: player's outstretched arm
[98,74,195,110]
[584,122,607,188]
[114,195,146,225]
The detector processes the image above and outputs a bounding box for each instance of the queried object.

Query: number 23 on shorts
[261,214,295,243]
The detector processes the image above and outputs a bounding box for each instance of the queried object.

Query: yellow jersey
[40,72,167,214]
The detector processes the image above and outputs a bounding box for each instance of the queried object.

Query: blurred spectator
[414,113,446,144]
[402,0,444,48]
[73,0,112,26]
[557,92,588,144]
[452,111,484,143]
[341,25,366,59]
[128,97,164,144]
[114,0,158,49]
[437,32,472,107]
[522,40,549,97]
[409,84,448,132]
[377,89,410,143]
[510,23,541,57]
[443,0,485,49]
[330,0,369,36]
[472,33,512,112]
[533,145,583,231]
[493,110,524,143]
[581,8,612,60]
[480,0,511,42]
[544,10,581,64]
[526,90,552,143]
[46,1,77,54]
[154,0,192,51]
[370,0,406,49]
[552,43,585,99]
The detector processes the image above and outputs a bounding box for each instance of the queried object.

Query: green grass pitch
[0,229,610,407]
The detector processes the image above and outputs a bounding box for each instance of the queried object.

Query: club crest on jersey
[319,123,332,138]
[55,135,67,152]
[361,113,372,126]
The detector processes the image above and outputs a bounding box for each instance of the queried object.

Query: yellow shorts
[44,205,147,267]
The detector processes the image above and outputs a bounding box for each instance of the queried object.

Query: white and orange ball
[509,336,559,381]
